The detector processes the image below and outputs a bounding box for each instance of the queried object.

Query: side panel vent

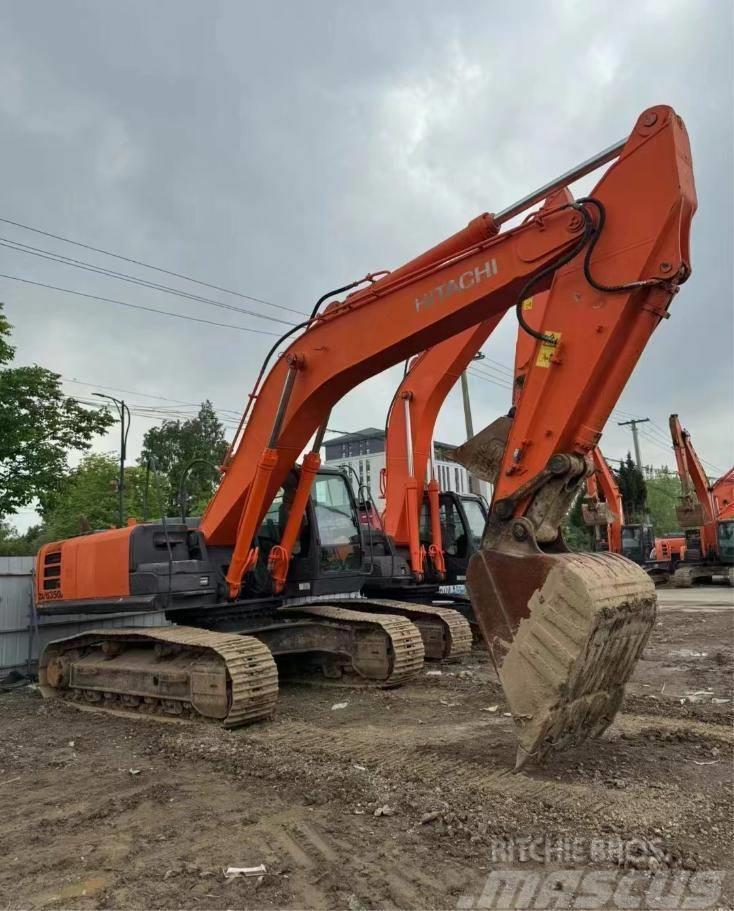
[42,550,62,591]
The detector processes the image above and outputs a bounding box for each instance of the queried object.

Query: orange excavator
[669,414,734,586]
[582,447,685,583]
[366,318,501,597]
[35,105,695,765]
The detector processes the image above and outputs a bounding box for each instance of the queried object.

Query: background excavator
[362,318,501,602]
[35,105,695,766]
[366,284,562,605]
[669,414,734,586]
[582,447,685,584]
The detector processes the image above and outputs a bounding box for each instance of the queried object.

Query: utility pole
[460,352,484,495]
[93,393,131,527]
[617,417,649,470]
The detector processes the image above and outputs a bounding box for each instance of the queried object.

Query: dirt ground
[1,587,732,911]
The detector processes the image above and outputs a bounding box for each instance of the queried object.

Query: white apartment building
[322,427,481,504]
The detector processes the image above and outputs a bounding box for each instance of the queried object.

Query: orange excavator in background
[35,105,695,765]
[669,414,734,586]
[368,284,556,605]
[367,318,501,598]
[582,447,685,583]
[352,291,556,627]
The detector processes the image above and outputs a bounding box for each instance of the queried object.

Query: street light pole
[93,393,131,527]
[460,352,485,495]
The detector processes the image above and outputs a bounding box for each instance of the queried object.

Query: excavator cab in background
[420,492,488,586]
[35,105,695,767]
[620,522,656,564]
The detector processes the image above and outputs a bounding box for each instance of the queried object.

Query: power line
[0,237,296,327]
[0,273,283,337]
[0,214,307,317]
[478,353,514,376]
[469,360,515,383]
[466,368,512,391]
[62,376,241,415]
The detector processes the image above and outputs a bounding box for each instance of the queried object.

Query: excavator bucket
[675,502,706,528]
[467,548,655,768]
[581,501,616,526]
[449,415,512,484]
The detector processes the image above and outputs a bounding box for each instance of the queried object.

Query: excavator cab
[419,492,488,585]
[620,523,656,565]
[716,520,734,565]
[254,467,367,599]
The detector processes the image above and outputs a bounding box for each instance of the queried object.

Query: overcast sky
[1,0,732,530]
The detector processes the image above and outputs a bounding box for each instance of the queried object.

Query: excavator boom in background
[669,414,734,586]
[36,105,695,766]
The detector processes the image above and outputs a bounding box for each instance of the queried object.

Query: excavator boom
[201,107,694,595]
[669,414,734,586]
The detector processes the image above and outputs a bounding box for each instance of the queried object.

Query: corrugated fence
[0,556,168,675]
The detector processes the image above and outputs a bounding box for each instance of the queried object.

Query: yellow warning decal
[522,297,534,310]
[535,331,561,368]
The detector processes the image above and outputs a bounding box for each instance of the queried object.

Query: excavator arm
[669,413,718,542]
[582,447,625,553]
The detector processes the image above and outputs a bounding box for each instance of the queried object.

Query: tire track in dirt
[250,810,471,910]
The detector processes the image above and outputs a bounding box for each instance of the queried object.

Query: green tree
[563,491,595,552]
[617,453,647,522]
[0,520,45,556]
[0,305,114,519]
[39,453,166,543]
[645,467,683,536]
[139,401,227,517]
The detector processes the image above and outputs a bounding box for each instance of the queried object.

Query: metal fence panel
[0,557,168,674]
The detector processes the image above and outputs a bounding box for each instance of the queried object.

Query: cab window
[312,474,362,573]
[461,498,487,550]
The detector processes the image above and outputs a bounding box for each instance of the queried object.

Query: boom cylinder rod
[312,412,330,453]
[268,363,299,448]
[494,138,625,226]
[403,395,415,477]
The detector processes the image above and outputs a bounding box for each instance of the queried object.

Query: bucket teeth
[489,552,656,765]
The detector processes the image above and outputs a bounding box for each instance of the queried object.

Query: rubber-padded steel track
[292,605,425,685]
[39,626,278,727]
[498,553,656,768]
[322,598,472,661]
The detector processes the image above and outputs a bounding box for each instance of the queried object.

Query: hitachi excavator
[35,105,695,765]
[669,414,734,586]
[582,447,685,583]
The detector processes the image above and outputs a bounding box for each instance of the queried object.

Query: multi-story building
[322,427,481,505]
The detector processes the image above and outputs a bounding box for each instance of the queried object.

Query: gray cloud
[1,0,732,529]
